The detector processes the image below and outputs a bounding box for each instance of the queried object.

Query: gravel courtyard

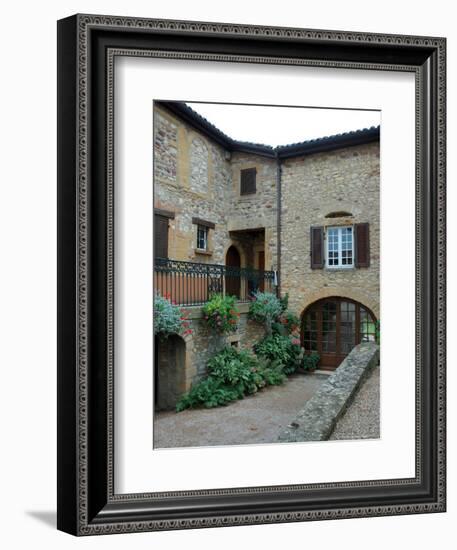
[154,373,327,448]
[330,365,380,440]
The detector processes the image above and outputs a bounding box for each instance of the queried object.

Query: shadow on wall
[154,334,187,411]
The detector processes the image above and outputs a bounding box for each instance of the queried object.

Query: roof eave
[277,128,380,159]
[156,101,380,159]
[157,101,233,149]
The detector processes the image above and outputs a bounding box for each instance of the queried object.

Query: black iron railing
[154,257,277,306]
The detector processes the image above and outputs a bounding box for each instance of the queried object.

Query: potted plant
[201,294,240,335]
[300,352,320,374]
[154,293,192,339]
[248,291,283,335]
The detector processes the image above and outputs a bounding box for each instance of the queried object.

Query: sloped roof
[156,101,379,159]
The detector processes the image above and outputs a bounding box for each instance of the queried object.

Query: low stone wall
[278,342,379,443]
[186,302,266,381]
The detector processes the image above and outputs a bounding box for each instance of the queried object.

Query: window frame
[325,225,354,269]
[239,167,257,196]
[196,224,209,251]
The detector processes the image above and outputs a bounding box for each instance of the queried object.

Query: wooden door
[302,298,376,370]
[225,246,241,298]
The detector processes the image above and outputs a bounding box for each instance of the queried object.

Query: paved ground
[329,365,380,440]
[154,373,327,448]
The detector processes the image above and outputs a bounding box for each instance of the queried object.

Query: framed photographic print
[57,14,446,535]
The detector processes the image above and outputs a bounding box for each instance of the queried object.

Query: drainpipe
[275,151,282,297]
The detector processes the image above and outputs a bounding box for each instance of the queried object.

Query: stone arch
[325,210,353,219]
[154,333,196,411]
[223,242,248,299]
[223,241,247,268]
[307,200,363,225]
[300,294,378,369]
[299,286,379,320]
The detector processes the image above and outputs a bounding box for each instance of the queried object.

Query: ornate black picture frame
[57,14,446,535]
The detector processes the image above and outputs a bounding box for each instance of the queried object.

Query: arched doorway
[154,334,186,411]
[225,245,241,298]
[301,297,377,370]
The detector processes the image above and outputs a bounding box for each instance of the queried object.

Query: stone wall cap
[278,342,380,443]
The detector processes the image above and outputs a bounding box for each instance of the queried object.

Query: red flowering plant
[289,332,301,347]
[201,294,239,335]
[278,311,300,335]
[289,329,303,368]
[154,292,192,339]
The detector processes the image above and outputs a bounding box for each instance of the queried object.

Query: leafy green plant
[254,333,301,375]
[259,359,287,385]
[279,293,289,313]
[176,346,286,412]
[153,293,191,339]
[207,346,262,394]
[248,291,283,334]
[276,311,300,335]
[201,294,240,335]
[176,377,239,411]
[301,352,320,371]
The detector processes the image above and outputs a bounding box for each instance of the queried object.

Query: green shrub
[301,352,320,371]
[254,333,301,375]
[259,359,287,385]
[248,291,282,334]
[154,293,191,339]
[176,346,286,412]
[202,294,240,334]
[271,320,286,336]
[207,346,263,395]
[279,293,289,313]
[175,378,239,411]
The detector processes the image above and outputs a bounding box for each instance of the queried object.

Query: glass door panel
[340,301,356,353]
[322,301,337,352]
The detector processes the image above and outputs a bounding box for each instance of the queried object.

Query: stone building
[154,101,379,408]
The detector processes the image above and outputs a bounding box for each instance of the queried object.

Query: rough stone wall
[154,105,277,270]
[154,104,380,395]
[156,308,266,409]
[153,112,178,182]
[190,136,209,195]
[280,142,380,319]
[154,105,232,265]
[185,304,266,381]
[229,152,278,270]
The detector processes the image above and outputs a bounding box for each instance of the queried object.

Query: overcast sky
[186,102,380,147]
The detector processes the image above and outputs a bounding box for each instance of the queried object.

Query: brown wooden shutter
[355,223,370,267]
[310,226,324,269]
[240,168,256,195]
[154,214,169,258]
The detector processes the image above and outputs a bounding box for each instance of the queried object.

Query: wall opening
[154,334,187,411]
[301,297,377,370]
[225,245,241,298]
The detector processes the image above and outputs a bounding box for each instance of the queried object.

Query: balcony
[154,258,277,306]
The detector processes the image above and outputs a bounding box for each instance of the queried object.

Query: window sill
[194,248,213,256]
[325,266,355,271]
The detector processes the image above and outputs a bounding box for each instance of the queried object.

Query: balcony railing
[154,257,277,306]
